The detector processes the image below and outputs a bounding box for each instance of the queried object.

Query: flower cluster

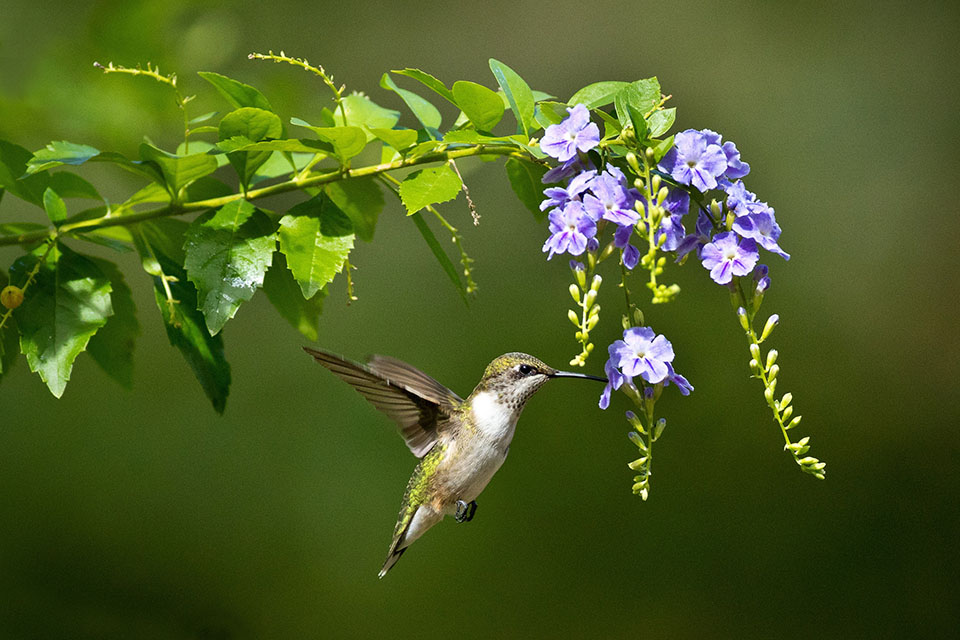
[659,128,789,286]
[599,327,692,410]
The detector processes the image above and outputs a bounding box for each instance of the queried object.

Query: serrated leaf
[86,257,140,389]
[183,199,277,335]
[48,172,102,200]
[149,253,231,414]
[568,81,629,109]
[489,59,535,138]
[290,118,367,162]
[219,107,283,189]
[399,164,461,215]
[367,127,418,153]
[198,71,273,111]
[333,93,401,141]
[409,213,467,304]
[505,158,549,221]
[379,73,442,132]
[26,141,100,175]
[648,107,676,138]
[278,194,354,299]
[10,244,113,398]
[324,177,383,242]
[42,187,67,225]
[262,252,325,341]
[452,81,505,132]
[138,143,219,198]
[390,69,456,104]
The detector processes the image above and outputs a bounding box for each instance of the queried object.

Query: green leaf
[442,131,526,145]
[399,164,461,215]
[409,213,467,304]
[149,252,231,414]
[10,244,113,398]
[0,222,47,236]
[333,93,401,141]
[26,140,100,175]
[262,252,325,341]
[86,257,140,389]
[380,73,442,131]
[367,127,418,153]
[198,71,273,111]
[489,59,535,138]
[219,107,283,188]
[614,91,648,139]
[650,135,675,163]
[278,194,354,299]
[139,218,189,264]
[568,81,629,109]
[324,177,383,242]
[189,111,218,125]
[390,69,457,105]
[0,139,52,205]
[176,140,229,167]
[534,101,571,129]
[138,144,219,198]
[613,79,661,127]
[290,118,367,162]
[647,107,676,138]
[49,172,102,200]
[183,199,277,336]
[452,81,505,132]
[505,158,549,221]
[42,187,67,225]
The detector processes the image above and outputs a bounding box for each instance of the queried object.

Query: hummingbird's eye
[518,364,535,376]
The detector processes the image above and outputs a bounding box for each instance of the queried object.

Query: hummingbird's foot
[454,499,478,523]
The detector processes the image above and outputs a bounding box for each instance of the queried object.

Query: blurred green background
[2,1,958,638]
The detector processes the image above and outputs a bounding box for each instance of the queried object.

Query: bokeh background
[2,1,958,638]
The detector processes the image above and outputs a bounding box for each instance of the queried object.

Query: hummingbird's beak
[549,370,607,382]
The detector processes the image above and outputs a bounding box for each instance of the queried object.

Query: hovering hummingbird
[303,347,606,578]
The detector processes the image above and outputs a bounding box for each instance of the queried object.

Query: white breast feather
[471,391,516,444]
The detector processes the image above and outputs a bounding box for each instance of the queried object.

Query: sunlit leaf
[26,140,100,175]
[10,244,113,398]
[648,107,676,138]
[399,164,461,215]
[452,81,505,131]
[219,107,283,189]
[367,127,418,153]
[489,59,535,138]
[42,188,67,225]
[138,143,219,198]
[184,199,277,335]
[198,71,274,111]
[568,81,629,109]
[290,118,367,162]
[390,68,456,104]
[380,73,442,131]
[278,193,354,299]
[333,93,401,141]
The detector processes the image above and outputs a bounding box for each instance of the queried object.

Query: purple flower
[599,349,625,410]
[540,104,600,162]
[542,156,594,184]
[654,188,691,251]
[582,167,640,225]
[674,211,715,260]
[614,326,675,384]
[732,209,790,260]
[614,224,641,270]
[542,201,597,260]
[700,231,759,284]
[753,264,770,294]
[702,129,750,180]
[657,129,727,192]
[540,169,596,211]
[722,180,758,215]
[664,363,693,396]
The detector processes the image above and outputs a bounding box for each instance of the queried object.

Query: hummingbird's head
[475,353,606,411]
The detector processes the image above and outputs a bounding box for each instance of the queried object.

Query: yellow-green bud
[651,174,661,193]
[760,314,780,342]
[585,342,594,353]
[766,378,777,395]
[1,285,24,309]
[749,343,761,361]
[584,290,597,309]
[590,274,602,291]
[781,405,793,422]
[586,315,600,331]
[628,457,648,471]
[567,309,580,326]
[657,186,669,205]
[710,199,722,218]
[768,364,780,381]
[569,284,581,302]
[765,349,778,370]
[788,415,802,428]
[737,307,750,331]
[779,393,793,409]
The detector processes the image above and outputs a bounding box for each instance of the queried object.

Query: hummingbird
[303,347,606,578]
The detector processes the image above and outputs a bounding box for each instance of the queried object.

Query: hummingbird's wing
[304,348,463,458]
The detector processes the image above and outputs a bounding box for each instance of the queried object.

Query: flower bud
[627,457,648,471]
[627,430,645,445]
[651,174,661,193]
[653,418,666,441]
[749,343,761,361]
[760,314,780,342]
[710,199,722,218]
[584,290,597,309]
[569,284,581,302]
[765,349,778,370]
[779,393,793,409]
[586,315,599,331]
[590,274,602,292]
[567,309,580,326]
[657,186,669,205]
[1,285,24,309]
[768,364,780,381]
[737,306,750,331]
[780,405,793,422]
[787,415,802,429]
